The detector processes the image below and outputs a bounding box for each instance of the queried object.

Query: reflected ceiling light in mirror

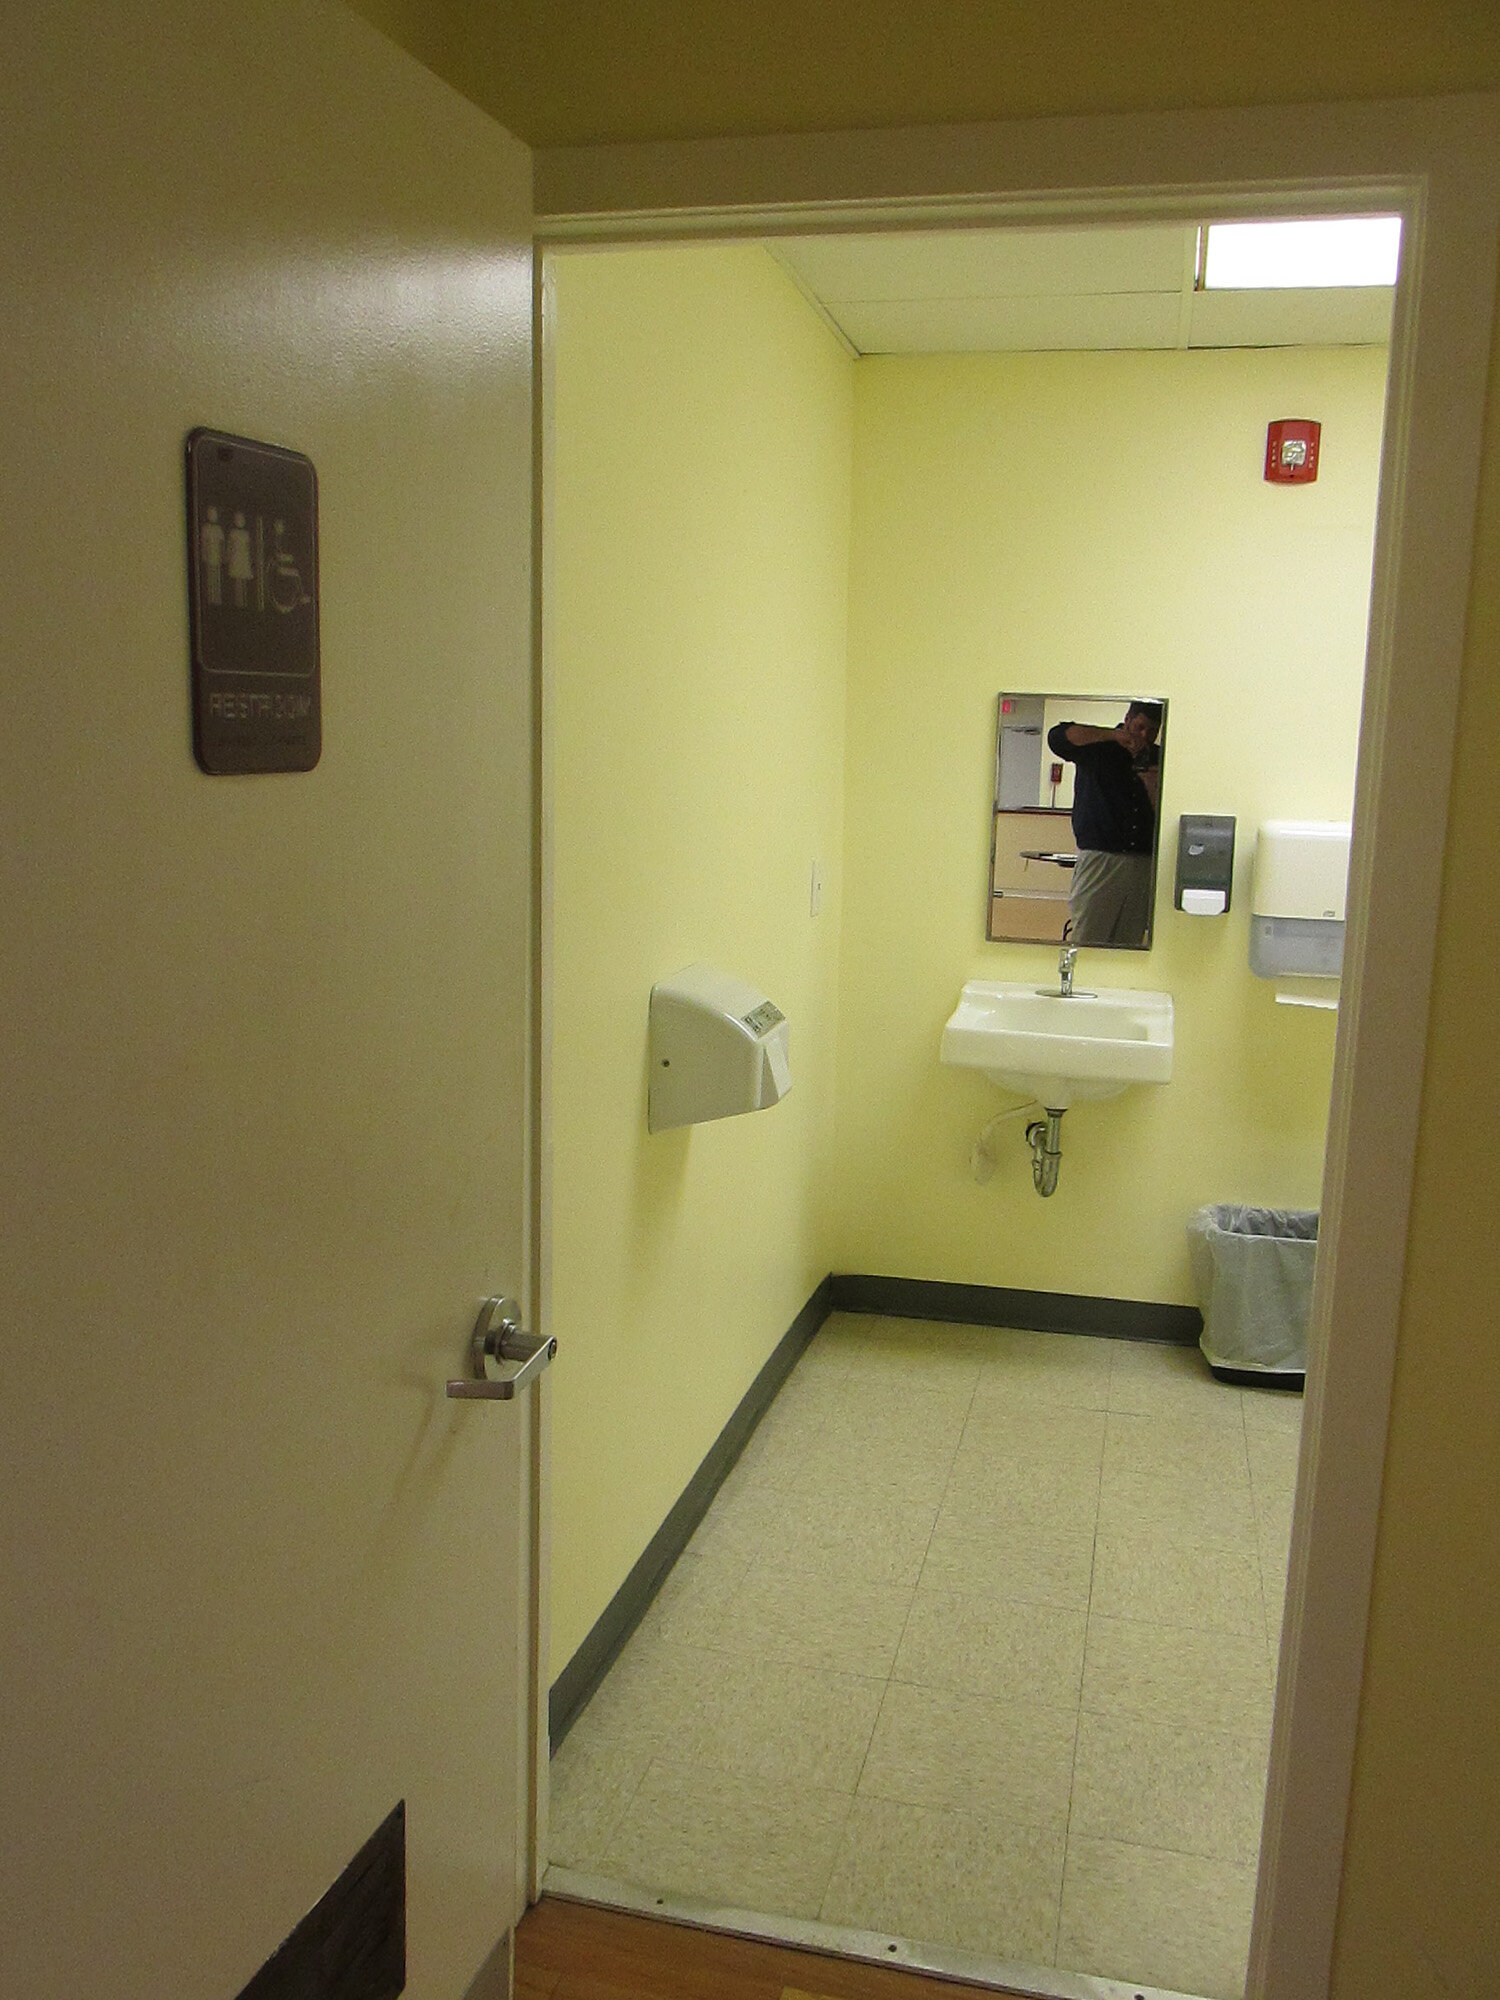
[1201,216,1402,290]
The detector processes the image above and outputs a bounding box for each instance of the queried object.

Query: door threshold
[541,1866,1208,2000]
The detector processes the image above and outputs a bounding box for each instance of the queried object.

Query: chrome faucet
[1058,945,1079,997]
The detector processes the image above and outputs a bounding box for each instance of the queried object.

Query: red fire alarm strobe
[1265,418,1321,484]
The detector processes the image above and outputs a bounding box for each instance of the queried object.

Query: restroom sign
[186,428,321,773]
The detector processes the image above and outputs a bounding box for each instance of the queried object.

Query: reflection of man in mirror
[1047,702,1163,946]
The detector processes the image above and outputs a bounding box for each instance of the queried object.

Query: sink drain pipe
[1026,1109,1065,1197]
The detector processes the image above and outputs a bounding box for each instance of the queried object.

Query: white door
[0,6,536,1998]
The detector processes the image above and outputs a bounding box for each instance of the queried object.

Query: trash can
[1187,1204,1318,1382]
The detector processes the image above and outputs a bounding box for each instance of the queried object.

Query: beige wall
[0,5,533,1995]
[834,346,1384,1301]
[547,245,852,1674]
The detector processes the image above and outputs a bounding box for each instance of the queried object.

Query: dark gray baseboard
[548,1275,834,1752]
[828,1272,1203,1344]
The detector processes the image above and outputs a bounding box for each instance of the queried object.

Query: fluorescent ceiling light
[1202,216,1402,290]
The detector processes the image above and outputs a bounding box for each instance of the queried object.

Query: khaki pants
[1067,848,1153,946]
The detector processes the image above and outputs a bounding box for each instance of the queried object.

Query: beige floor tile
[919,1509,1097,1611]
[961,1400,1108,1469]
[732,1416,952,1506]
[763,1362,977,1437]
[1070,1710,1271,1863]
[731,1373,968,1492]
[1240,1381,1305,1433]
[1267,1597,1287,1668]
[1254,1481,1295,1552]
[731,1401,837,1489]
[835,1382,979,1441]
[1107,1340,1246,1425]
[601,1760,853,1920]
[788,1326,864,1381]
[1058,1834,1257,2000]
[970,1330,1115,1411]
[894,1587,1085,1705]
[669,1651,886,1793]
[821,1795,1066,1965]
[1247,1424,1302,1511]
[546,1721,656,1871]
[1262,1514,1294,1659]
[699,1439,791,1519]
[771,1428,964,1510]
[1097,1462,1257,1549]
[858,1680,1077,1831]
[1090,1516,1265,1638]
[808,1315,992,1385]
[634,1545,751,1649]
[1255,1498,1294,1610]
[1081,1616,1275,1734]
[1104,1408,1251,1485]
[691,1480,938,1589]
[753,1366,850,1421]
[712,1564,917,1679]
[576,1630,728,1744]
[940,1449,1101,1536]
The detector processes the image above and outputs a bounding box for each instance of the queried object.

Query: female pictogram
[200,505,225,606]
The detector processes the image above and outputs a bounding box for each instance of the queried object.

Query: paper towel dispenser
[648,964,792,1133]
[1249,820,1351,980]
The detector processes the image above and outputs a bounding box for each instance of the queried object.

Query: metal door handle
[446,1296,556,1400]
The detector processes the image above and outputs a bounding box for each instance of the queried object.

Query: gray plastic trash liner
[1188,1204,1318,1376]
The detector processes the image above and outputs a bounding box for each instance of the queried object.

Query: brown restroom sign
[186,429,321,774]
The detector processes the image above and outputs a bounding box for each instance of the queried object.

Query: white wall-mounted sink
[941,978,1173,1109]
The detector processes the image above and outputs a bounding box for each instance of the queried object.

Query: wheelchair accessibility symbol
[268,518,311,613]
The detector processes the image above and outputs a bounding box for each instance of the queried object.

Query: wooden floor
[515,1896,1026,2000]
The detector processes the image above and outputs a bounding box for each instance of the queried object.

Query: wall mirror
[989,692,1168,949]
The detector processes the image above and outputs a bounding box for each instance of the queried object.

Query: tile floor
[549,1314,1303,2000]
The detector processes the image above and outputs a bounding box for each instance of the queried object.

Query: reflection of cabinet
[989,808,1075,943]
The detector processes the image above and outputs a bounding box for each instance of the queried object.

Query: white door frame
[528,93,1500,1999]
[524,245,558,1910]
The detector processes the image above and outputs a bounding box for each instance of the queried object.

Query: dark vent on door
[237,1800,405,2000]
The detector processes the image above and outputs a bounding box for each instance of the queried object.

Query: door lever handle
[447,1296,556,1401]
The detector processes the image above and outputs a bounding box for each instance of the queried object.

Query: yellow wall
[835,347,1385,1300]
[547,245,852,1675]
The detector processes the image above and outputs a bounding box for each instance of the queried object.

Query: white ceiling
[767,224,1394,356]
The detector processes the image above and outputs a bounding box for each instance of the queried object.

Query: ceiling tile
[1187,287,1395,348]
[834,292,1184,354]
[774,224,1192,303]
